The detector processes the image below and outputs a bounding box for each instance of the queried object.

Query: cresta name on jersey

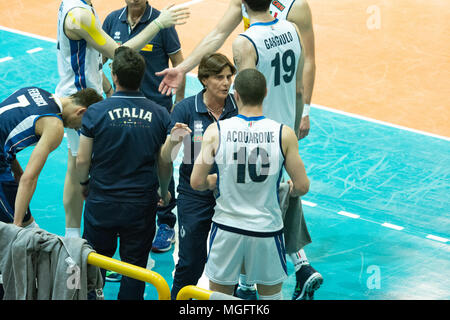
[107,107,152,122]
[28,88,48,107]
[264,31,294,50]
[226,130,275,144]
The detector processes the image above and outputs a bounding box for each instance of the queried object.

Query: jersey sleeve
[162,26,181,55]
[80,107,97,138]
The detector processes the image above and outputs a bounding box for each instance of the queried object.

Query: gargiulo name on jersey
[264,31,294,50]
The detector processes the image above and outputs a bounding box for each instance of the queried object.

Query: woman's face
[202,66,234,100]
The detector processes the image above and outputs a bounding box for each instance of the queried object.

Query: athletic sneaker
[234,286,258,300]
[292,264,323,300]
[105,270,122,282]
[152,224,176,253]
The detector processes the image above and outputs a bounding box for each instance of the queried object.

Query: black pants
[83,198,158,300]
[170,193,215,299]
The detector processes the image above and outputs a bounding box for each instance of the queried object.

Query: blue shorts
[0,180,32,223]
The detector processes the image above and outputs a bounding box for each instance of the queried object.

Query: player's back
[81,92,170,202]
[56,0,103,97]
[0,87,62,174]
[213,115,285,234]
[240,18,301,129]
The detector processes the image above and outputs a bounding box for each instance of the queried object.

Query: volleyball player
[191,68,310,300]
[56,0,189,239]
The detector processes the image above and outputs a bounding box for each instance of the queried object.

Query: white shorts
[66,128,80,156]
[205,223,288,286]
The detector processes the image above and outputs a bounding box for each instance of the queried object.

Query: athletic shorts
[205,223,288,286]
[0,180,31,223]
[66,128,80,156]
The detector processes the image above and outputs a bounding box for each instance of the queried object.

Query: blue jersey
[103,4,181,110]
[0,87,62,181]
[169,90,238,198]
[80,91,170,202]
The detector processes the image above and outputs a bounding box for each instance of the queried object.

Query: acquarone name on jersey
[264,31,294,50]
[226,130,275,144]
[108,107,152,122]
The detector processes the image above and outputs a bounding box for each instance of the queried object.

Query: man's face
[125,0,147,9]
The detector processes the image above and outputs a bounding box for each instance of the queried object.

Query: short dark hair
[198,53,236,87]
[70,88,103,107]
[243,0,272,12]
[234,69,267,106]
[111,46,146,90]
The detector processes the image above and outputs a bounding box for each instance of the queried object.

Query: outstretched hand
[157,4,190,29]
[156,66,185,96]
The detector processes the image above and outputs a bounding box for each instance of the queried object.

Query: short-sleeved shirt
[80,91,170,203]
[103,3,182,110]
[169,89,238,198]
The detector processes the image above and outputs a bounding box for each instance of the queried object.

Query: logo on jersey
[192,121,204,142]
[272,0,285,12]
[114,31,121,40]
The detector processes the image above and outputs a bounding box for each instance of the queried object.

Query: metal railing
[87,252,171,300]
[176,285,240,300]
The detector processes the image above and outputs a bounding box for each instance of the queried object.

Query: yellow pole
[87,252,171,300]
[176,285,213,300]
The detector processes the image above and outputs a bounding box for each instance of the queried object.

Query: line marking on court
[312,104,450,142]
[173,0,205,9]
[0,56,13,63]
[26,47,43,54]
[426,235,448,243]
[337,210,360,219]
[0,25,57,43]
[1,24,448,142]
[381,222,404,231]
[301,200,317,207]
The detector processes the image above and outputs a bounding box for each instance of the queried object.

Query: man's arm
[160,122,192,164]
[65,5,190,59]
[232,35,257,71]
[75,134,93,198]
[190,123,219,191]
[157,0,243,95]
[288,0,316,139]
[293,25,305,140]
[156,148,173,206]
[168,50,187,105]
[281,125,310,197]
[13,117,64,226]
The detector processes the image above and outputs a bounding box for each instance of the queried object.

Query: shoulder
[287,0,313,29]
[104,7,125,23]
[37,116,64,138]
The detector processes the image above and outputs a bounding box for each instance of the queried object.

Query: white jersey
[213,115,285,234]
[239,18,301,130]
[242,0,296,30]
[56,0,103,97]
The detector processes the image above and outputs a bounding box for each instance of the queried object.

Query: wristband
[302,104,310,117]
[80,178,90,186]
[154,19,164,30]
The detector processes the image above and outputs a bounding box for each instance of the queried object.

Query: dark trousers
[83,198,157,300]
[156,176,177,228]
[170,193,215,300]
